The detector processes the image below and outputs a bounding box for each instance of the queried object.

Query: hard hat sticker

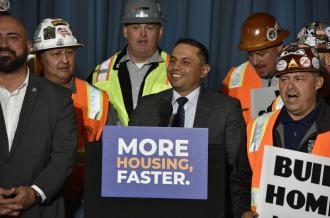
[297,27,306,39]
[280,49,306,58]
[43,26,56,40]
[300,56,311,68]
[312,57,320,69]
[56,38,64,47]
[326,27,330,37]
[276,60,287,71]
[267,28,277,41]
[51,19,67,26]
[57,27,72,38]
[136,11,149,18]
[288,58,299,69]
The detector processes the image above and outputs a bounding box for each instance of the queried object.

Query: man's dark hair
[174,38,209,64]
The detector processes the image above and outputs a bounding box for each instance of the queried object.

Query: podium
[85,142,229,218]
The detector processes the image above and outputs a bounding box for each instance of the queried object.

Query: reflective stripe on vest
[87,84,103,120]
[248,112,275,153]
[251,187,258,208]
[272,95,284,111]
[95,55,116,83]
[228,61,248,88]
[73,78,109,146]
[92,51,171,126]
[223,61,264,124]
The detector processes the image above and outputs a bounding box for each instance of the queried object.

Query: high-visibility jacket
[223,61,263,124]
[92,49,171,126]
[66,77,109,199]
[271,95,284,111]
[246,110,330,212]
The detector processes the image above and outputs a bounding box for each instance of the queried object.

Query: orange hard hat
[238,12,290,51]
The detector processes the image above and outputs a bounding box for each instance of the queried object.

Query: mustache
[253,64,265,69]
[0,47,16,56]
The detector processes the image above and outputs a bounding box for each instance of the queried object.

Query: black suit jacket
[109,88,245,218]
[0,73,77,218]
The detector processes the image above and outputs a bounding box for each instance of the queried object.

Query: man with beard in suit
[0,15,76,218]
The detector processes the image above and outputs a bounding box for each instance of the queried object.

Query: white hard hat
[32,18,83,53]
[0,0,10,12]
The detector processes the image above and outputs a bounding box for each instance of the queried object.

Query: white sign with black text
[257,145,330,218]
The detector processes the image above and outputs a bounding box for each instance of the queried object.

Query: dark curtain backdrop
[10,0,330,91]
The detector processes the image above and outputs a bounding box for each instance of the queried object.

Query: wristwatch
[32,188,43,205]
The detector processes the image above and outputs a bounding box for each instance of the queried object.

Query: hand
[11,186,36,210]
[0,187,23,216]
[242,211,259,218]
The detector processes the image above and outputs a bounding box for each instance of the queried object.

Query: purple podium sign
[101,126,208,199]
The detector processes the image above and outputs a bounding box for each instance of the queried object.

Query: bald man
[0,15,76,218]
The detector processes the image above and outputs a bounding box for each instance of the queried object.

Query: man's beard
[0,47,28,74]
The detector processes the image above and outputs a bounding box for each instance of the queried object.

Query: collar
[67,77,76,92]
[0,69,29,94]
[279,104,321,127]
[118,47,163,64]
[172,87,201,106]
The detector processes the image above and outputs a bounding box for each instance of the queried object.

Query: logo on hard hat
[300,56,311,68]
[57,27,71,38]
[267,28,277,41]
[312,57,320,69]
[43,26,56,40]
[34,24,42,43]
[326,27,330,37]
[280,49,306,58]
[276,60,287,71]
[288,58,299,69]
[51,19,67,26]
[56,38,64,47]
[267,22,280,41]
[134,6,150,18]
[0,0,10,12]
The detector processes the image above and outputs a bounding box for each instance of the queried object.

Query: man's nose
[140,26,147,37]
[250,55,259,66]
[0,37,9,48]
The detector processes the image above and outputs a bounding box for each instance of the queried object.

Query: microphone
[158,100,173,127]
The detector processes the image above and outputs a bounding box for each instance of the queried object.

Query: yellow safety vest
[92,50,171,126]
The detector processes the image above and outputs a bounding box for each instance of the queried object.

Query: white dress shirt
[172,87,200,128]
[0,73,28,151]
[0,71,46,202]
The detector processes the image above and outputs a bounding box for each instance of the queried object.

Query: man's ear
[123,26,128,39]
[200,64,210,78]
[315,74,324,90]
[158,26,164,40]
[27,40,32,52]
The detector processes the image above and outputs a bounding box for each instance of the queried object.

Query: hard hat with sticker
[238,12,289,51]
[32,18,84,53]
[275,43,322,77]
[297,22,330,53]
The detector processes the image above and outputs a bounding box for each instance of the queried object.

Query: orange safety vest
[246,110,330,212]
[223,61,263,124]
[271,95,284,111]
[66,77,109,199]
